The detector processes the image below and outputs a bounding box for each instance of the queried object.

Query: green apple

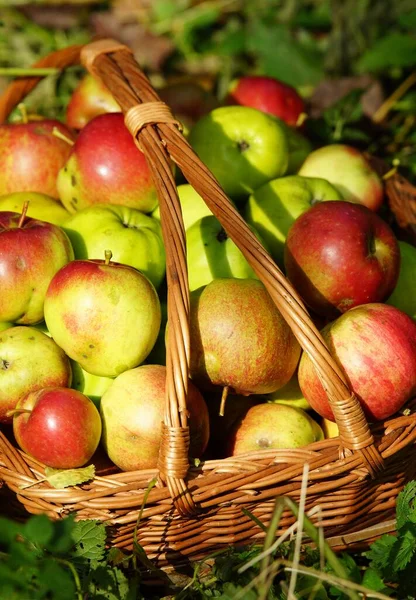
[386,240,416,319]
[70,359,113,409]
[298,144,384,211]
[0,326,72,423]
[186,215,269,291]
[265,372,311,411]
[145,300,167,366]
[152,184,213,231]
[62,204,166,289]
[0,322,13,332]
[44,255,161,377]
[245,175,342,267]
[280,122,312,174]
[227,403,324,456]
[0,192,70,225]
[188,106,289,201]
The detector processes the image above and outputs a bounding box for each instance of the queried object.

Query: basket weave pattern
[0,40,415,566]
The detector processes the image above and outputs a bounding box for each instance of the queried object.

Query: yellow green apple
[0,192,70,225]
[265,372,311,411]
[386,240,416,320]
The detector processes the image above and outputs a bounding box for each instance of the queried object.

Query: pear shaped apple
[100,364,210,471]
[0,192,70,225]
[227,403,324,456]
[188,106,289,201]
[44,252,161,377]
[62,203,166,289]
[189,278,301,396]
[186,215,269,291]
[245,175,342,267]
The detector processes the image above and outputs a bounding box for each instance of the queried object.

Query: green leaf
[393,526,416,571]
[357,33,416,72]
[246,20,324,88]
[44,464,95,489]
[366,534,397,572]
[71,520,106,561]
[23,515,54,550]
[86,562,140,600]
[397,480,416,529]
[361,568,392,594]
[0,517,23,545]
[397,9,416,30]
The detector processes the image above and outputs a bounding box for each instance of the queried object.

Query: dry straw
[0,39,415,568]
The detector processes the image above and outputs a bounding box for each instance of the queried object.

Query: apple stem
[104,249,113,265]
[382,159,400,181]
[6,408,32,418]
[219,385,230,417]
[17,103,28,124]
[296,112,308,127]
[52,126,75,146]
[17,201,29,228]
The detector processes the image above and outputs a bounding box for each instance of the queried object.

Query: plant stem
[54,558,82,600]
[0,67,60,77]
[52,127,74,146]
[219,385,229,416]
[372,71,416,124]
[18,201,29,228]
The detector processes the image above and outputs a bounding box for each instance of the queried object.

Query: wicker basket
[0,39,416,568]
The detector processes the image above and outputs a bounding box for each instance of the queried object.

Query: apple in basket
[386,240,416,320]
[186,215,269,291]
[152,183,214,231]
[100,364,210,471]
[56,113,158,214]
[66,73,121,129]
[298,303,416,422]
[225,75,305,127]
[298,144,384,211]
[245,175,342,267]
[0,118,75,198]
[62,203,166,289]
[284,201,400,318]
[188,106,289,202]
[0,191,70,226]
[0,209,74,325]
[12,387,102,469]
[226,403,323,456]
[0,326,72,423]
[189,278,301,398]
[44,251,161,378]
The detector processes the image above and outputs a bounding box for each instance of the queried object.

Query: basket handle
[0,40,385,513]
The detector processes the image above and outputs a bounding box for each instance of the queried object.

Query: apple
[0,210,74,324]
[264,372,311,411]
[321,418,339,439]
[225,76,305,127]
[44,253,161,377]
[189,278,301,396]
[0,119,75,198]
[145,299,167,366]
[245,175,342,267]
[66,73,120,130]
[282,123,313,174]
[0,322,13,332]
[298,144,384,211]
[13,387,102,469]
[226,403,323,456]
[152,184,213,231]
[298,303,416,422]
[0,191,70,226]
[70,359,113,410]
[62,203,166,289]
[284,201,400,318]
[188,106,289,201]
[100,364,210,471]
[186,215,270,291]
[0,326,72,423]
[56,113,158,214]
[386,241,416,320]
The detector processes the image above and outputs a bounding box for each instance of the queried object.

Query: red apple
[0,210,74,324]
[44,253,161,378]
[225,75,305,126]
[298,303,416,422]
[0,119,75,198]
[100,364,210,472]
[284,201,400,318]
[66,73,120,130]
[56,113,158,214]
[13,387,102,469]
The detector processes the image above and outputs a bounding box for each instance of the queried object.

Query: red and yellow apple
[66,73,120,129]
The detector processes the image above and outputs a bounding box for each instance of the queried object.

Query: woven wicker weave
[0,39,415,567]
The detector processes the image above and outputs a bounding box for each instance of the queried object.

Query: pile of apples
[0,70,415,475]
